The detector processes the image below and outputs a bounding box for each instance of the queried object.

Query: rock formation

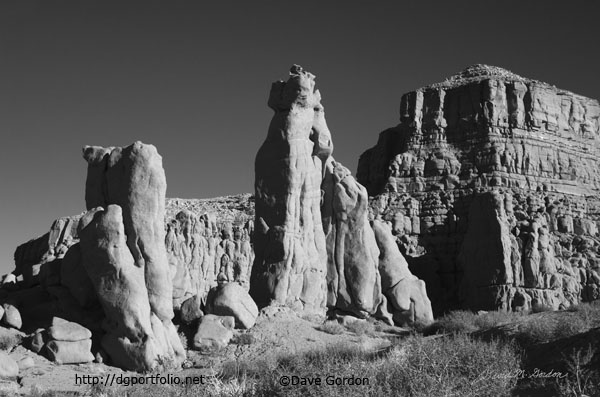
[1,142,187,371]
[80,142,185,370]
[372,220,433,325]
[250,65,333,310]
[321,159,385,318]
[357,64,600,312]
[251,65,433,325]
[166,211,254,309]
[13,214,81,288]
[83,142,173,322]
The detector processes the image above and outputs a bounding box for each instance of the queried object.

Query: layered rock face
[250,65,333,310]
[357,65,600,312]
[166,210,254,308]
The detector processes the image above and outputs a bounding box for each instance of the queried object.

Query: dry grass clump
[214,335,519,397]
[423,310,524,335]
[345,320,376,336]
[317,320,346,335]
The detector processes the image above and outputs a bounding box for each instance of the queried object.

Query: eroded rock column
[81,142,185,371]
[250,65,333,310]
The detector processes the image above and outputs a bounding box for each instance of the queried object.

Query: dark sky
[1,0,599,274]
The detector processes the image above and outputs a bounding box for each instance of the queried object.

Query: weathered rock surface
[45,339,94,365]
[80,142,186,370]
[179,295,204,324]
[321,159,384,318]
[167,210,253,309]
[0,352,18,378]
[248,65,433,327]
[47,317,92,342]
[192,314,234,353]
[2,304,22,329]
[28,329,46,354]
[13,215,81,288]
[251,65,332,310]
[17,357,35,371]
[79,205,184,371]
[357,64,600,312]
[205,283,258,329]
[83,142,173,321]
[372,220,433,324]
[0,326,24,351]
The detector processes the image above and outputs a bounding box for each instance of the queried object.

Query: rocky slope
[357,64,600,314]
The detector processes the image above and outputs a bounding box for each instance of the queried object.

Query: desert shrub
[472,310,525,329]
[385,334,521,397]
[178,331,189,350]
[517,313,595,344]
[214,335,521,397]
[552,315,591,340]
[317,320,346,335]
[519,344,600,397]
[424,310,528,336]
[566,301,600,328]
[558,344,600,397]
[515,317,556,344]
[531,303,554,313]
[346,320,375,336]
[422,310,480,334]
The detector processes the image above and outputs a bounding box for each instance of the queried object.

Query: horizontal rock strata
[357,64,600,312]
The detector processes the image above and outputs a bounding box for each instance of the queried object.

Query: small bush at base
[345,320,375,336]
[317,320,345,335]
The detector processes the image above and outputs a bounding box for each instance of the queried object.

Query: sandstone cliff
[357,64,600,313]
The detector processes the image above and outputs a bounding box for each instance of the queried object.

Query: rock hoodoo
[357,64,600,312]
[250,65,333,310]
[2,142,186,372]
[251,65,433,325]
[81,142,185,370]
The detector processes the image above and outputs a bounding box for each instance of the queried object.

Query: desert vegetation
[27,304,592,397]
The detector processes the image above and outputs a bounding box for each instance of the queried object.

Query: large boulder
[192,314,234,353]
[47,317,92,341]
[205,283,258,329]
[45,339,94,365]
[179,295,204,324]
[250,65,332,311]
[1,304,22,330]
